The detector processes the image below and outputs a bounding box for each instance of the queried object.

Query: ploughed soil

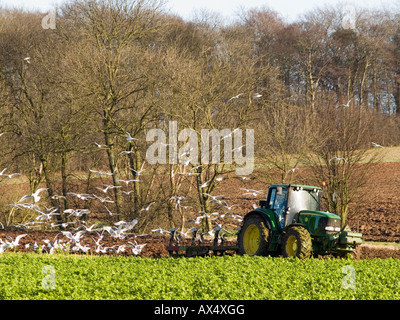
[0,160,400,260]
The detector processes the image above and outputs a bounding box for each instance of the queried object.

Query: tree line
[0,0,398,231]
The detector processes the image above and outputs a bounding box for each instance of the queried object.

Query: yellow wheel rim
[285,235,298,257]
[243,225,260,255]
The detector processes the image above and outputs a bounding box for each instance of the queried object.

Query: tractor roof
[269,184,321,190]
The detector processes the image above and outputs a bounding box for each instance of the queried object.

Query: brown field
[0,155,399,260]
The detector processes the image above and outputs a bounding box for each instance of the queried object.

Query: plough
[166,227,239,257]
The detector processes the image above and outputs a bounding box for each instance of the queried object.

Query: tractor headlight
[325,226,341,232]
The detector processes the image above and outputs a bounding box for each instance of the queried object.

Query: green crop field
[0,253,399,300]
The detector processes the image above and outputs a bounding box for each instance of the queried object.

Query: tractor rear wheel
[238,215,270,256]
[282,226,312,259]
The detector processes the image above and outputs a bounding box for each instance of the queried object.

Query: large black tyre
[282,226,312,259]
[237,215,270,256]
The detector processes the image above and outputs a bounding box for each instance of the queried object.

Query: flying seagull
[126,132,138,142]
[226,93,243,103]
[0,168,21,178]
[330,157,346,162]
[18,188,48,203]
[342,99,351,107]
[371,142,384,148]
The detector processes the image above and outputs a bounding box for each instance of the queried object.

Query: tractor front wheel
[282,226,312,259]
[238,215,270,256]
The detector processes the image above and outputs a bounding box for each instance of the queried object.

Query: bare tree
[306,102,381,227]
[60,0,165,220]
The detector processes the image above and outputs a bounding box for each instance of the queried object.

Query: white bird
[198,180,210,188]
[89,169,114,176]
[169,196,185,208]
[96,185,122,193]
[199,211,220,219]
[51,194,66,200]
[34,209,60,222]
[119,150,134,155]
[342,99,351,107]
[202,193,225,201]
[220,128,240,141]
[223,203,237,211]
[371,142,384,148]
[81,223,100,232]
[151,227,170,234]
[49,222,75,229]
[231,214,243,222]
[179,147,194,158]
[330,157,346,162]
[43,239,66,254]
[92,142,108,149]
[67,192,94,201]
[64,208,90,218]
[23,57,31,64]
[178,171,200,177]
[92,194,114,203]
[240,188,263,197]
[227,93,243,103]
[31,242,39,251]
[125,132,138,142]
[0,242,9,253]
[18,188,48,203]
[109,225,128,239]
[6,234,27,248]
[103,205,115,216]
[201,229,215,238]
[61,230,86,243]
[115,244,127,254]
[117,179,140,185]
[115,218,137,231]
[188,216,204,224]
[127,241,146,255]
[0,168,21,178]
[94,244,109,254]
[130,168,146,176]
[139,202,155,212]
[73,243,91,253]
[284,168,298,180]
[189,165,203,172]
[253,93,262,99]
[114,220,126,226]
[218,211,231,218]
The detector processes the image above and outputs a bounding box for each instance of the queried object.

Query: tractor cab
[263,184,322,231]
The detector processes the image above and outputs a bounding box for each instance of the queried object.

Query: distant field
[372,145,400,162]
[1,253,400,300]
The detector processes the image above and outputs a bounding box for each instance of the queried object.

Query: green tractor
[237,184,362,258]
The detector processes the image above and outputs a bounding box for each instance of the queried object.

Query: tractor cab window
[268,187,288,230]
[288,188,321,215]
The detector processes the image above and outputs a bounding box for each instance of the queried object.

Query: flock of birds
[0,130,387,256]
[0,162,264,257]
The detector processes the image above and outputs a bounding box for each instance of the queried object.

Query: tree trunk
[40,156,64,228]
[103,117,123,221]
